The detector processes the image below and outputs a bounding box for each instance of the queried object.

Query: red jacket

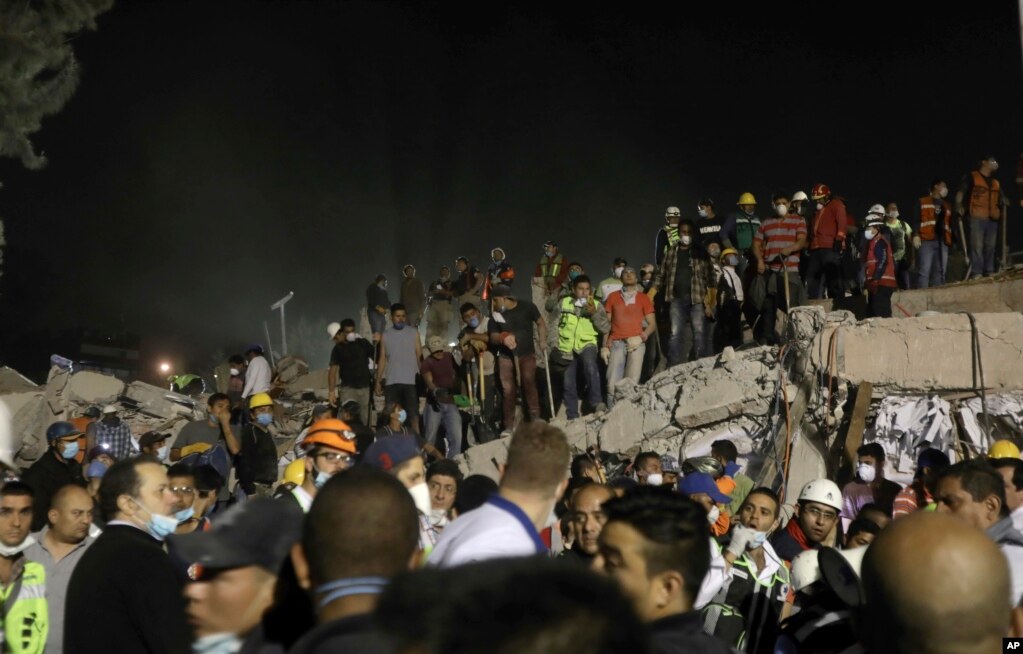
[811,198,848,249]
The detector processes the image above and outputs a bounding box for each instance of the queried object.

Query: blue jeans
[969,217,998,277]
[424,402,463,457]
[668,298,706,366]
[916,240,948,288]
[606,340,645,408]
[563,346,602,419]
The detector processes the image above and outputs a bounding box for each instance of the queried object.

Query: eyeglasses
[803,505,838,521]
[170,486,195,496]
[316,451,354,465]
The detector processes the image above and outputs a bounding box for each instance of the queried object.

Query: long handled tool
[543,348,556,418]
[1001,204,1009,272]
[957,216,971,280]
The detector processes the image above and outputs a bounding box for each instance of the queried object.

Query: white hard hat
[665,206,681,217]
[790,549,821,592]
[867,204,886,217]
[102,405,118,415]
[792,191,809,202]
[327,322,342,338]
[798,478,842,511]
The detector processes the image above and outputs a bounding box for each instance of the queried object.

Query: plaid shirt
[654,243,713,303]
[95,420,134,460]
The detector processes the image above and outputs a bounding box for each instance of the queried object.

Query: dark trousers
[563,346,602,419]
[806,248,843,300]
[867,285,895,318]
[498,354,540,430]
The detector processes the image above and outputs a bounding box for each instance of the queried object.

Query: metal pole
[263,321,276,368]
[280,304,287,356]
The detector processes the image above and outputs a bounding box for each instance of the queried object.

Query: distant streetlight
[159,362,171,374]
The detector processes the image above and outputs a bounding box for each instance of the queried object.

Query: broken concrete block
[0,393,47,466]
[892,274,1023,316]
[0,368,38,394]
[125,382,197,419]
[457,436,509,480]
[68,371,125,405]
[44,367,70,417]
[276,356,310,385]
[286,369,330,397]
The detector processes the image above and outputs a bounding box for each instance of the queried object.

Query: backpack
[180,443,232,483]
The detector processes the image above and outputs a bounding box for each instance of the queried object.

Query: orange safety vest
[865,235,897,288]
[969,171,1002,219]
[537,254,564,280]
[918,195,952,245]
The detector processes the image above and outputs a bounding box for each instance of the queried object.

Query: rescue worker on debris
[805,184,848,300]
[556,275,609,420]
[769,479,842,563]
[862,206,898,318]
[238,393,279,499]
[751,194,806,346]
[602,266,656,406]
[649,218,714,366]
[915,178,954,288]
[697,198,727,249]
[484,247,515,302]
[426,266,454,342]
[453,256,484,311]
[535,241,569,297]
[703,487,789,654]
[884,203,913,290]
[722,192,762,277]
[366,274,391,343]
[595,257,628,302]
[281,419,357,514]
[655,206,682,267]
[399,265,426,328]
[956,155,1009,278]
[713,248,744,352]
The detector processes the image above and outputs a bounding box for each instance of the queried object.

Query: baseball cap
[168,498,303,576]
[677,472,731,504]
[88,444,115,462]
[491,285,513,298]
[138,431,168,449]
[83,406,101,419]
[102,405,118,415]
[363,437,420,472]
[660,454,680,474]
[427,336,445,352]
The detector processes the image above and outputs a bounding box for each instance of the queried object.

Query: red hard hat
[811,184,831,200]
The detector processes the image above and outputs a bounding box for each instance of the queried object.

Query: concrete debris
[867,395,955,480]
[0,367,38,394]
[892,271,1023,316]
[285,369,330,400]
[959,394,1023,454]
[67,371,125,405]
[124,382,201,420]
[275,356,310,385]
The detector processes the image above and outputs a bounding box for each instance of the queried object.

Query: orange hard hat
[303,418,357,454]
[811,183,831,201]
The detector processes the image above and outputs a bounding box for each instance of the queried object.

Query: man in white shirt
[429,421,569,567]
[993,457,1023,533]
[241,345,272,403]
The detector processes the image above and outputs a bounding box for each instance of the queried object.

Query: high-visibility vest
[0,561,47,654]
[865,236,897,288]
[968,171,1002,219]
[702,544,790,652]
[537,254,564,281]
[918,196,952,245]
[557,296,599,355]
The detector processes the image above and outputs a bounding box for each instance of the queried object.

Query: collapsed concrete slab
[0,368,38,394]
[286,369,330,399]
[276,356,310,385]
[124,382,202,420]
[892,272,1023,316]
[67,371,125,405]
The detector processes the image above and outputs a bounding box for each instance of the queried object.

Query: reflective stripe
[794,610,846,641]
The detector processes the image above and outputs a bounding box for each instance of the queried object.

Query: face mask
[545,249,555,258]
[192,632,243,654]
[743,207,754,216]
[568,270,581,281]
[408,482,432,515]
[646,473,663,487]
[613,266,625,278]
[133,500,178,541]
[468,317,480,328]
[887,210,899,219]
[698,208,708,218]
[939,187,948,198]
[156,444,169,460]
[175,506,194,524]
[865,228,877,240]
[680,235,692,246]
[314,470,332,489]
[397,410,407,424]
[857,463,877,483]
[429,509,448,528]
[0,534,36,558]
[776,204,789,216]
[749,530,770,549]
[707,506,721,525]
[725,255,739,267]
[60,441,80,460]
[393,322,405,330]
[379,282,388,290]
[816,202,824,210]
[229,368,240,376]
[256,413,273,427]
[346,332,357,342]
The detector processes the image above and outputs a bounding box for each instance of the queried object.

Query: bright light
[159,362,171,373]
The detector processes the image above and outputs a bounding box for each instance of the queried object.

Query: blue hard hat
[46,421,83,442]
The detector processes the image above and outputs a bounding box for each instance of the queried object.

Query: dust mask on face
[0,535,35,558]
[698,208,708,218]
[346,332,357,342]
[613,266,625,278]
[887,210,899,219]
[646,473,663,487]
[776,204,789,216]
[229,368,240,376]
[408,482,432,515]
[857,463,877,483]
[865,228,877,240]
[816,202,824,210]
[680,234,692,246]
[939,187,948,198]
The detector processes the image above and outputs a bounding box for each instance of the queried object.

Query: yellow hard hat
[737,192,757,206]
[989,439,1022,459]
[284,458,306,485]
[720,247,739,259]
[248,393,274,410]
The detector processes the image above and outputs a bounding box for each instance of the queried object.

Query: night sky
[1,0,1021,378]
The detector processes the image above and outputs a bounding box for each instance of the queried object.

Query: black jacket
[21,450,86,531]
[239,424,278,492]
[648,611,734,654]
[287,613,389,654]
[65,524,191,654]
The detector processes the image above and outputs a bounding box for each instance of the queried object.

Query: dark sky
[1,0,1021,376]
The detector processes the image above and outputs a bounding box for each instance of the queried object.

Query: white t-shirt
[428,496,545,568]
[242,355,273,398]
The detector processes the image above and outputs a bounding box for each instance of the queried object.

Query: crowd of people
[1,410,1022,653]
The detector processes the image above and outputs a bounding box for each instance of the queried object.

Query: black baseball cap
[138,431,168,449]
[491,285,513,298]
[168,498,303,576]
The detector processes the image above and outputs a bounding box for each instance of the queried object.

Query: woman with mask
[21,421,88,531]
[375,402,442,460]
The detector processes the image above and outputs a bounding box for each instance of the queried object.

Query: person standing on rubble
[327,320,374,426]
[489,285,546,436]
[655,206,682,266]
[805,184,847,300]
[426,266,455,342]
[915,179,955,289]
[400,265,427,328]
[366,274,391,343]
[955,155,1010,278]
[603,267,656,407]
[375,304,424,436]
[93,405,133,462]
[453,256,484,311]
[722,192,762,277]
[862,209,898,318]
[241,344,272,405]
[884,203,913,290]
[649,218,714,366]
[556,275,609,420]
[752,194,807,346]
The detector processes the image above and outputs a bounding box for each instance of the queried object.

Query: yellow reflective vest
[558,296,600,355]
[0,561,47,654]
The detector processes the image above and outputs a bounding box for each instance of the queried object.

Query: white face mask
[646,473,663,487]
[748,529,770,549]
[408,482,432,516]
[857,463,877,483]
[229,368,240,376]
[939,187,948,198]
[707,506,721,525]
[428,509,449,528]
[192,633,242,654]
[776,204,789,216]
[697,208,708,218]
[816,202,824,210]
[156,445,169,461]
[865,228,877,240]
[0,534,35,558]
[346,332,357,342]
[680,234,692,246]
[887,210,899,219]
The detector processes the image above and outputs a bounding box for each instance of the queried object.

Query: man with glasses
[283,419,358,514]
[769,479,842,564]
[167,464,200,536]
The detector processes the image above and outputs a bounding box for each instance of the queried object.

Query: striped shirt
[754,215,806,273]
